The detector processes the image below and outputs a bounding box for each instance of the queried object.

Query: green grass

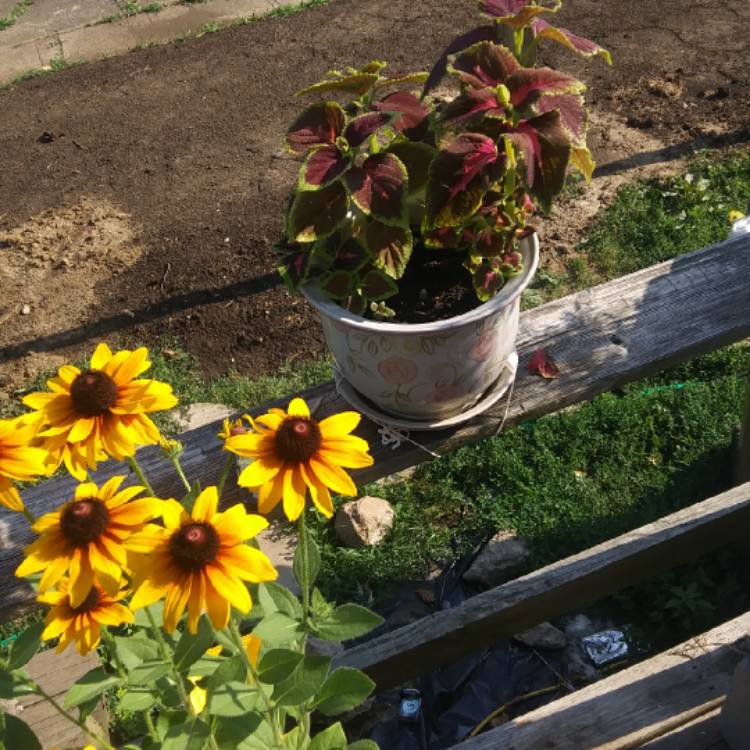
[0,0,32,31]
[0,56,87,90]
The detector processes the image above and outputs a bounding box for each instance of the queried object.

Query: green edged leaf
[447,41,520,88]
[314,667,376,716]
[349,741,380,750]
[344,112,394,148]
[570,145,595,181]
[210,680,259,717]
[373,91,430,138]
[531,17,612,64]
[322,270,355,299]
[297,73,380,98]
[277,244,314,291]
[64,667,121,709]
[359,268,399,302]
[299,145,351,190]
[8,622,43,670]
[386,141,436,194]
[272,654,331,707]
[481,0,560,28]
[287,101,346,154]
[313,604,385,642]
[288,182,349,242]
[366,222,412,279]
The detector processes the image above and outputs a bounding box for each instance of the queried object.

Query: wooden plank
[451,612,749,750]
[639,708,728,750]
[1,234,749,621]
[333,482,750,689]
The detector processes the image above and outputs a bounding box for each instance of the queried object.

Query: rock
[334,496,395,548]
[564,614,596,640]
[20,304,31,315]
[514,623,567,650]
[463,530,531,587]
[177,402,235,432]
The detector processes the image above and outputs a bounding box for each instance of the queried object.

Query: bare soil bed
[0,0,748,394]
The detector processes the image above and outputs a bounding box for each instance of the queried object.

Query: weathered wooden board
[639,708,728,750]
[2,234,749,620]
[334,482,750,689]
[450,612,749,750]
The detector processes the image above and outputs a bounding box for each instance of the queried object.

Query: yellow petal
[238,457,283,488]
[319,445,374,469]
[287,398,310,418]
[308,456,357,497]
[205,562,250,613]
[164,579,191,632]
[219,545,278,584]
[162,499,189,530]
[68,418,95,443]
[98,475,127,501]
[301,463,333,518]
[90,343,114,370]
[42,613,74,641]
[318,411,361,439]
[75,483,99,500]
[192,486,218,523]
[282,466,307,522]
[257,471,284,516]
[69,550,95,608]
[204,578,231,631]
[212,505,268,543]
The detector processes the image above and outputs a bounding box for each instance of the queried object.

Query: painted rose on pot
[378,356,418,386]
[469,332,496,363]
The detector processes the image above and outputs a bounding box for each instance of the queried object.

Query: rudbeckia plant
[2,345,381,750]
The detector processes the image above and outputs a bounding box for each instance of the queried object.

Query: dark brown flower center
[169,523,220,571]
[60,499,110,546]
[72,586,101,614]
[70,369,118,418]
[274,418,321,463]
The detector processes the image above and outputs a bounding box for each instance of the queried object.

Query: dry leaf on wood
[527,348,560,379]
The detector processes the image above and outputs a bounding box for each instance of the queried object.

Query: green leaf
[386,141,436,193]
[206,655,247,694]
[344,153,408,226]
[314,667,376,716]
[63,667,121,709]
[272,654,330,706]
[185,655,225,678]
[133,602,164,628]
[8,622,43,670]
[348,741,379,750]
[257,648,304,685]
[233,719,277,749]
[313,604,385,642]
[293,526,321,589]
[0,670,34,699]
[366,222,413,279]
[118,687,159,712]
[115,632,161,670]
[214,713,264,749]
[174,615,215,672]
[311,588,335,620]
[359,268,399,302]
[288,182,349,243]
[162,718,210,750]
[252,612,301,644]
[310,721,348,750]
[127,659,170,685]
[1,714,42,750]
[258,582,304,620]
[210,680,259,717]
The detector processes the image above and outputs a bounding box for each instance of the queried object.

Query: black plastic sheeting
[363,545,566,748]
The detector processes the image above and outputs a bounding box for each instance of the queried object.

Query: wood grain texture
[334,482,750,689]
[639,708,728,750]
[1,234,749,621]
[452,613,749,750]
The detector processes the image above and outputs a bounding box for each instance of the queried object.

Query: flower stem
[216,453,235,500]
[128,455,156,496]
[297,511,311,625]
[30,680,117,750]
[227,620,285,747]
[21,506,36,526]
[170,453,192,493]
[100,628,126,680]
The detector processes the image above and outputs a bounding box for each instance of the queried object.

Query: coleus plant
[277,0,610,317]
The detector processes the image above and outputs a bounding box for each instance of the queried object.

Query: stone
[514,622,567,651]
[564,614,596,640]
[462,530,531,588]
[334,496,395,548]
[176,402,234,432]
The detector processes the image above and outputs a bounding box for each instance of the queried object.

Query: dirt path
[0,0,748,395]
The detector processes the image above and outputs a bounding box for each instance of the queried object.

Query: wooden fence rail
[1,233,749,624]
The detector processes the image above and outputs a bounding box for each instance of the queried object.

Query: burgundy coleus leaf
[507,66,585,110]
[530,18,612,64]
[385,141,436,194]
[527,347,560,379]
[470,257,506,301]
[440,87,507,128]
[425,133,500,227]
[321,270,355,299]
[277,245,312,290]
[423,227,460,249]
[448,41,519,88]
[360,268,399,301]
[344,112,394,148]
[365,222,413,279]
[286,101,346,155]
[481,0,559,28]
[299,145,350,189]
[424,23,498,95]
[522,109,571,212]
[532,93,586,146]
[373,91,430,139]
[287,181,349,242]
[345,152,408,225]
[332,238,370,273]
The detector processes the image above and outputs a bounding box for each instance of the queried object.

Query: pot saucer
[333,350,518,432]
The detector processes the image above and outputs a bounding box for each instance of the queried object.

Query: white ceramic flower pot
[303,233,539,421]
